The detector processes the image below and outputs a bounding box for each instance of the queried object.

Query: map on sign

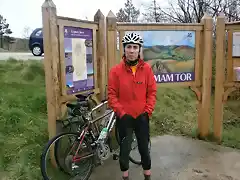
[64,26,94,95]
[71,38,87,81]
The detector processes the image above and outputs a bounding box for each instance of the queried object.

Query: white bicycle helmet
[122,32,143,47]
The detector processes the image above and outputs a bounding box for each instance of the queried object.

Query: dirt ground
[89,135,240,180]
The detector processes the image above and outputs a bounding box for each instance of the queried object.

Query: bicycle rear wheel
[40,132,94,180]
[115,127,151,165]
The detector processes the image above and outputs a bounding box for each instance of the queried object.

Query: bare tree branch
[142,0,239,23]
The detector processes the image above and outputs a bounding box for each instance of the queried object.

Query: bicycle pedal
[98,160,104,165]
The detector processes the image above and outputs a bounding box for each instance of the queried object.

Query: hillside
[174,45,195,58]
[143,45,194,62]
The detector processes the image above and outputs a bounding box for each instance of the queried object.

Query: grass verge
[0,58,48,179]
[1,59,240,179]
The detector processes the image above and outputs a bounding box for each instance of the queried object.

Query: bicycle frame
[70,100,116,163]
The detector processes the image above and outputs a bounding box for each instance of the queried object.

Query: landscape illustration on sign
[127,30,195,83]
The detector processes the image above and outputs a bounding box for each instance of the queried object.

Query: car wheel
[32,45,42,56]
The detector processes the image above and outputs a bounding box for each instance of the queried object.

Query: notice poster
[125,30,196,83]
[64,26,94,94]
[232,32,240,57]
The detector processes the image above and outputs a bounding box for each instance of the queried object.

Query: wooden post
[42,0,61,166]
[119,31,125,62]
[94,10,107,101]
[200,13,213,138]
[106,10,117,79]
[195,30,203,137]
[106,10,117,137]
[227,30,233,82]
[213,13,226,143]
[198,17,205,137]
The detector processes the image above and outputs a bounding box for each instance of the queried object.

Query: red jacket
[108,58,157,119]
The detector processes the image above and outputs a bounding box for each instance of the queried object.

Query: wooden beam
[213,13,226,143]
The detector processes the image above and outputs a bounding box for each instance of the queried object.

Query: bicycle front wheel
[115,127,143,165]
[40,132,94,180]
[54,120,86,173]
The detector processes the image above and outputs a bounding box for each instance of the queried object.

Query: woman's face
[124,43,140,61]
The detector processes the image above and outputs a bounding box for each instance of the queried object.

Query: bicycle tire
[54,120,86,173]
[53,97,101,173]
[41,132,94,180]
[128,137,151,165]
[115,126,142,165]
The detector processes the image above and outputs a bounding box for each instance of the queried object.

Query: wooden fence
[42,0,240,146]
[214,14,240,143]
[106,11,213,139]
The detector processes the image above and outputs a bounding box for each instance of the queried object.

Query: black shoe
[122,176,129,180]
[144,174,151,180]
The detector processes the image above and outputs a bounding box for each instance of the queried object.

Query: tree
[116,0,140,22]
[22,26,32,39]
[0,15,12,48]
[116,8,128,22]
[142,0,163,22]
[142,0,240,23]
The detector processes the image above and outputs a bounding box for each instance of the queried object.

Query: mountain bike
[54,92,101,172]
[40,99,151,180]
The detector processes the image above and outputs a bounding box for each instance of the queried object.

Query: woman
[108,32,157,180]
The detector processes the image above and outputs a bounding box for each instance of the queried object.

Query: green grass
[0,58,49,179]
[150,87,198,137]
[1,58,240,179]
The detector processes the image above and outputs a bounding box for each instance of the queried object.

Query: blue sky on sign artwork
[127,30,195,48]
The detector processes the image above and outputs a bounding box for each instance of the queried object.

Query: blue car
[29,28,44,56]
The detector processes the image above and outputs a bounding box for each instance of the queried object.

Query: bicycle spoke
[41,132,94,180]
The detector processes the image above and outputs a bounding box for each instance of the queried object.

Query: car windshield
[35,30,42,36]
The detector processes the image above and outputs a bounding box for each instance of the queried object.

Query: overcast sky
[0,0,168,38]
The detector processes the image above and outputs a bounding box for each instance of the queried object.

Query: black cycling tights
[116,114,151,171]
